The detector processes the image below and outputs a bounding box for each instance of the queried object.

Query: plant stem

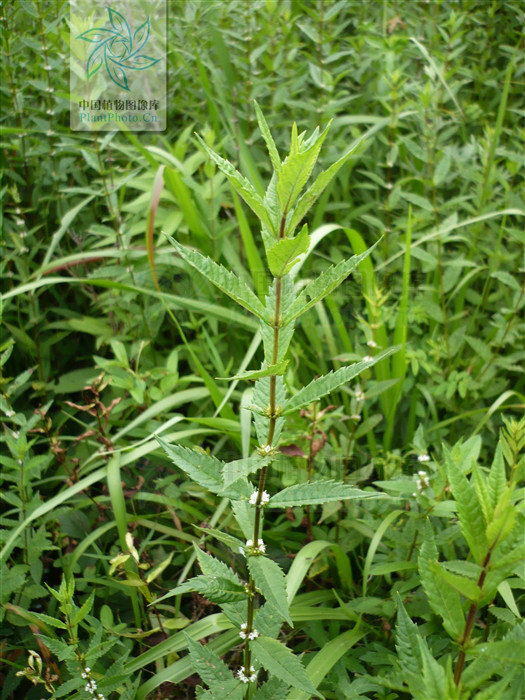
[242,219,285,697]
[453,548,492,686]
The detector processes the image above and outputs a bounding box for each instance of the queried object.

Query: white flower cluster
[354,385,366,402]
[249,490,270,506]
[413,470,430,497]
[418,453,430,462]
[367,339,378,349]
[246,538,266,553]
[81,668,105,699]
[239,623,260,640]
[362,355,374,362]
[236,665,257,683]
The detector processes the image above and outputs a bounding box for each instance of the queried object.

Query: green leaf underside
[267,224,309,277]
[247,556,293,627]
[284,347,400,414]
[156,436,223,494]
[269,480,384,507]
[165,235,267,320]
[253,636,322,698]
[196,135,275,234]
[285,241,380,322]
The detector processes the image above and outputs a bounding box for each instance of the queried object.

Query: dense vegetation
[1,1,524,699]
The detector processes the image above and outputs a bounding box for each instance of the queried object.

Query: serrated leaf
[52,677,84,698]
[36,634,76,661]
[156,436,223,494]
[429,560,481,602]
[267,224,309,277]
[472,463,493,524]
[283,347,399,414]
[196,680,244,700]
[160,574,246,605]
[253,677,290,700]
[269,480,383,508]
[222,456,271,489]
[394,594,426,697]
[193,544,242,585]
[253,636,322,698]
[418,524,464,641]
[417,636,449,700]
[195,526,245,555]
[285,241,379,322]
[287,135,366,233]
[165,235,267,320]
[219,359,289,382]
[254,602,283,639]
[72,591,95,626]
[254,101,281,173]
[487,441,507,509]
[29,611,68,629]
[444,446,488,564]
[277,122,330,216]
[248,557,292,627]
[185,633,236,688]
[195,135,275,234]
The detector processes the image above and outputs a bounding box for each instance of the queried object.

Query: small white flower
[248,629,259,640]
[418,454,430,462]
[257,538,266,553]
[236,666,250,683]
[367,339,378,348]
[239,630,247,639]
[263,444,271,453]
[363,355,374,362]
[241,622,247,630]
[85,667,91,673]
[249,491,258,505]
[246,539,253,548]
[81,672,88,679]
[261,490,270,504]
[5,410,14,417]
[355,386,365,402]
[350,414,361,421]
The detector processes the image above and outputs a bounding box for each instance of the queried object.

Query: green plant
[155,105,399,699]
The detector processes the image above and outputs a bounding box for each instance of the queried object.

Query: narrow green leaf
[222,456,271,489]
[429,561,481,602]
[444,446,488,565]
[159,574,245,605]
[218,359,289,382]
[287,134,366,233]
[252,636,322,698]
[270,480,384,508]
[285,242,380,323]
[267,224,309,277]
[185,633,236,688]
[195,526,245,555]
[248,556,293,627]
[417,637,449,700]
[72,591,95,626]
[156,436,223,494]
[394,594,426,698]
[165,235,267,320]
[193,545,242,586]
[418,524,464,641]
[277,121,331,215]
[195,135,275,234]
[254,101,281,173]
[487,441,507,509]
[283,347,399,414]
